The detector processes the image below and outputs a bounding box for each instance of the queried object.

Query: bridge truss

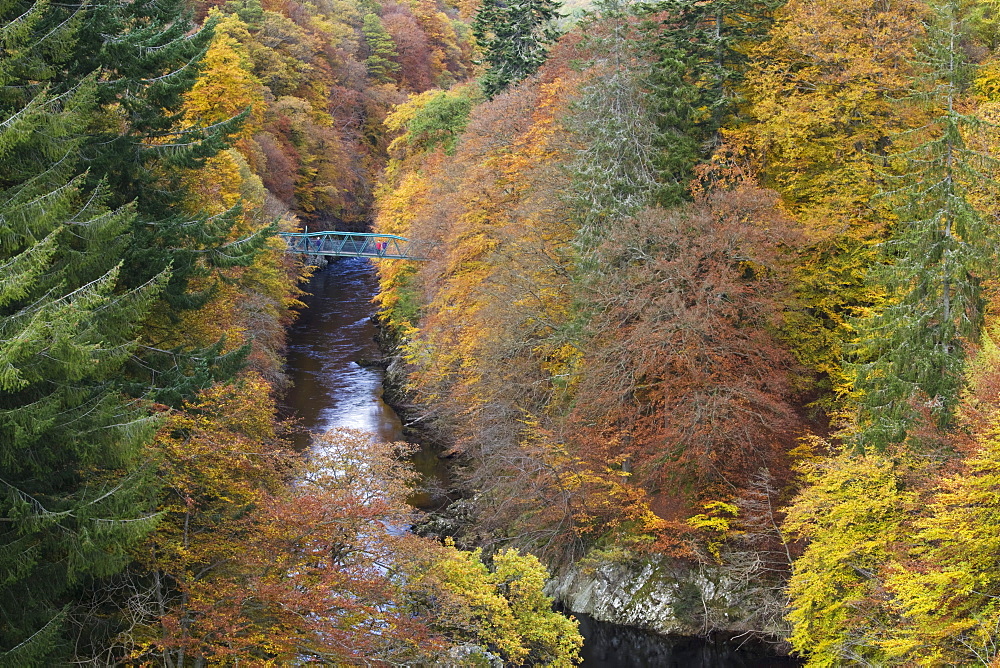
[278,231,428,260]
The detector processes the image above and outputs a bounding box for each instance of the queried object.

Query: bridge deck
[278,231,427,260]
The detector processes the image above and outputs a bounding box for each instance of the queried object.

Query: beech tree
[739,0,925,406]
[137,424,431,664]
[383,6,436,91]
[135,422,583,665]
[870,322,1000,664]
[408,542,584,666]
[784,449,915,666]
[572,186,804,493]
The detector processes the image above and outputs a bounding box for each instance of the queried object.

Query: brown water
[281,257,448,509]
[282,259,801,667]
[282,257,403,444]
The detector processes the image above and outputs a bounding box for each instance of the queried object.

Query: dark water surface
[282,257,402,444]
[282,260,800,667]
[576,614,800,667]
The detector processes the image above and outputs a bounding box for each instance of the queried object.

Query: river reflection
[577,614,802,667]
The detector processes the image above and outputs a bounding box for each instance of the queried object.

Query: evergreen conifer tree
[569,0,666,249]
[0,0,269,658]
[0,3,167,661]
[640,0,781,202]
[76,0,268,402]
[363,13,402,83]
[850,1,998,449]
[472,0,562,98]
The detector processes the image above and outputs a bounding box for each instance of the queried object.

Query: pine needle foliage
[64,0,266,397]
[473,0,563,98]
[567,0,666,253]
[363,12,402,83]
[0,40,162,668]
[0,0,264,659]
[850,0,1000,449]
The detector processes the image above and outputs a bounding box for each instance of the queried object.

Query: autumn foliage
[132,399,581,665]
[370,0,1000,659]
[570,189,803,496]
[20,0,1000,657]
[373,21,808,568]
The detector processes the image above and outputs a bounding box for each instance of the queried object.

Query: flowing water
[282,257,403,445]
[281,258,800,667]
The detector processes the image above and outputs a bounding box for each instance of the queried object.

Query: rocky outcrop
[546,555,791,647]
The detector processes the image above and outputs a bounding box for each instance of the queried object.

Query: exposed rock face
[377,332,794,653]
[545,555,791,645]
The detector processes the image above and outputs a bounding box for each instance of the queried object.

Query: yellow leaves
[376,75,577,436]
[385,90,440,139]
[183,12,265,137]
[384,86,476,162]
[974,60,1000,102]
[537,340,582,405]
[186,374,277,441]
[377,170,430,237]
[787,432,830,466]
[420,544,532,662]
[411,540,583,667]
[740,0,928,414]
[783,449,921,665]
[686,500,741,562]
[180,149,244,216]
[789,322,1000,664]
[878,393,1000,664]
[139,374,287,584]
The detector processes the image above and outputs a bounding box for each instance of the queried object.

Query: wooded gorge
[0,0,577,663]
[6,0,1000,662]
[375,0,1000,663]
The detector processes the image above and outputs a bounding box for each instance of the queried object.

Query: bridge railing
[278,231,429,260]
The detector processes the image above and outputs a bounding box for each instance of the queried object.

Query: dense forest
[6,0,1000,662]
[374,0,1000,664]
[0,0,579,663]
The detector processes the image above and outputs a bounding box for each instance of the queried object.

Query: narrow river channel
[281,258,800,667]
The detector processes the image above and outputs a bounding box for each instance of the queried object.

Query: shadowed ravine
[281,258,799,667]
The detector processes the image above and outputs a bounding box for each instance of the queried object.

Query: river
[281,258,800,667]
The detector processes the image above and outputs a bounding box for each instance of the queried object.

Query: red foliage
[383,6,435,92]
[571,185,807,502]
[255,131,298,206]
[148,429,445,665]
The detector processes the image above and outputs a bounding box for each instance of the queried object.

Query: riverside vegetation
[374,0,1000,664]
[7,0,1000,663]
[0,0,579,663]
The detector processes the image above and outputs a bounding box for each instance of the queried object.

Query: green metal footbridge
[278,231,428,260]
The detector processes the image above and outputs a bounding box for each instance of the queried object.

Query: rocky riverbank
[374,320,796,661]
[546,556,794,655]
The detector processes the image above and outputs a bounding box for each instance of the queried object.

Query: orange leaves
[163,12,308,383]
[142,375,286,568]
[139,423,442,664]
[565,186,808,518]
[378,75,578,437]
[141,424,583,664]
